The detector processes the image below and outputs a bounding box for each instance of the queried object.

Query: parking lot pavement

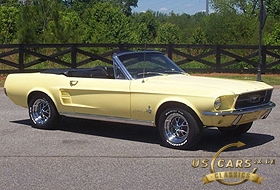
[0,88,279,190]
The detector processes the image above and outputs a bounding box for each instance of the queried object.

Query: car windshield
[118,52,185,79]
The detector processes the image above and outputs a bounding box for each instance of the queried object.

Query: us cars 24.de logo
[192,142,276,186]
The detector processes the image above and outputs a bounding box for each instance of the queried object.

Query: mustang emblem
[250,95,261,103]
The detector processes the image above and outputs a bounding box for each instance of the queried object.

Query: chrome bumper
[203,102,276,116]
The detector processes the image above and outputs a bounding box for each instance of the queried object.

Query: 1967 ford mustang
[4,51,276,149]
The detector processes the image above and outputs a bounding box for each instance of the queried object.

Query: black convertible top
[41,66,114,79]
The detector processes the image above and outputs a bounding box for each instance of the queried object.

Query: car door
[60,77,131,119]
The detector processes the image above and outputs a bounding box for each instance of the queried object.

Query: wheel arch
[155,101,203,128]
[27,90,57,108]
[27,90,60,129]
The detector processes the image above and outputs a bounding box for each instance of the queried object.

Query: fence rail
[0,43,280,74]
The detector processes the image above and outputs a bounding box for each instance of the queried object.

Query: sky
[132,0,210,15]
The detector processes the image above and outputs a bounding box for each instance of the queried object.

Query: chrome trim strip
[261,109,272,119]
[112,56,133,80]
[232,115,242,125]
[203,102,276,116]
[60,112,155,127]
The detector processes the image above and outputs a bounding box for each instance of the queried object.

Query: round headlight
[214,97,222,110]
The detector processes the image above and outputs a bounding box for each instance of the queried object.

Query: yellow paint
[4,73,273,127]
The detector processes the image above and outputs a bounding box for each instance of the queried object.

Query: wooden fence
[0,43,280,74]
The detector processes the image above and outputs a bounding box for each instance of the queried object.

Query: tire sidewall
[158,108,201,149]
[28,94,59,129]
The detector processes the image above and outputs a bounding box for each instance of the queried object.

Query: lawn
[0,80,4,87]
[0,76,5,87]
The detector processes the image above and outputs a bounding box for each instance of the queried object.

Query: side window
[113,61,126,79]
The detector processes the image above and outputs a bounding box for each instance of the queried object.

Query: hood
[142,74,273,95]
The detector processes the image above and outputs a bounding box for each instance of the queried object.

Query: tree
[81,2,131,43]
[17,0,68,43]
[72,0,137,16]
[156,23,179,44]
[191,28,207,45]
[47,6,82,43]
[0,4,19,43]
[0,0,19,5]
[201,13,258,45]
[132,10,158,43]
[167,12,203,44]
[133,23,153,44]
[110,0,138,16]
[210,0,258,15]
[265,22,280,45]
[17,3,40,43]
[266,0,280,18]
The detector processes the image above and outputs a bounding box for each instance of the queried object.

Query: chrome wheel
[30,98,51,125]
[164,113,189,145]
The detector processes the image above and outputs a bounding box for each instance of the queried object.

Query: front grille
[235,90,272,109]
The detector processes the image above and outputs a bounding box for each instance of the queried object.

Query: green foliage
[0,0,279,46]
[72,0,137,16]
[0,5,19,43]
[202,12,258,45]
[265,21,280,45]
[17,0,64,43]
[134,23,153,44]
[210,0,258,15]
[47,9,82,43]
[191,28,207,45]
[131,10,159,43]
[81,2,131,43]
[17,4,40,43]
[266,0,280,18]
[167,12,195,44]
[109,0,138,16]
[156,23,179,44]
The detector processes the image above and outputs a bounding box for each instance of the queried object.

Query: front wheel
[218,122,253,136]
[28,94,60,129]
[158,108,202,149]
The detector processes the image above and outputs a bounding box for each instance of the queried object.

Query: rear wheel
[28,94,60,129]
[158,108,202,149]
[218,122,253,136]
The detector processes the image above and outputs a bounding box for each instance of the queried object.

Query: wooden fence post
[119,43,125,52]
[216,45,221,73]
[261,45,267,74]
[71,44,77,69]
[168,44,173,60]
[19,44,24,72]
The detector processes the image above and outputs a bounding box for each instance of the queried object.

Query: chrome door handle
[70,80,78,87]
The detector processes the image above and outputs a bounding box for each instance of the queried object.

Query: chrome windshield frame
[112,54,133,80]
[112,51,185,80]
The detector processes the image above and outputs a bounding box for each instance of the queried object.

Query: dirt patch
[0,76,6,81]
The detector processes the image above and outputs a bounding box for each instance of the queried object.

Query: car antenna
[142,44,147,83]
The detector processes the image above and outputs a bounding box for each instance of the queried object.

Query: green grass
[0,80,4,87]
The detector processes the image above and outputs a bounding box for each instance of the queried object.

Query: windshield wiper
[164,70,185,74]
[137,72,167,76]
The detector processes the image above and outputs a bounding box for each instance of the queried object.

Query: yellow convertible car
[4,51,276,149]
